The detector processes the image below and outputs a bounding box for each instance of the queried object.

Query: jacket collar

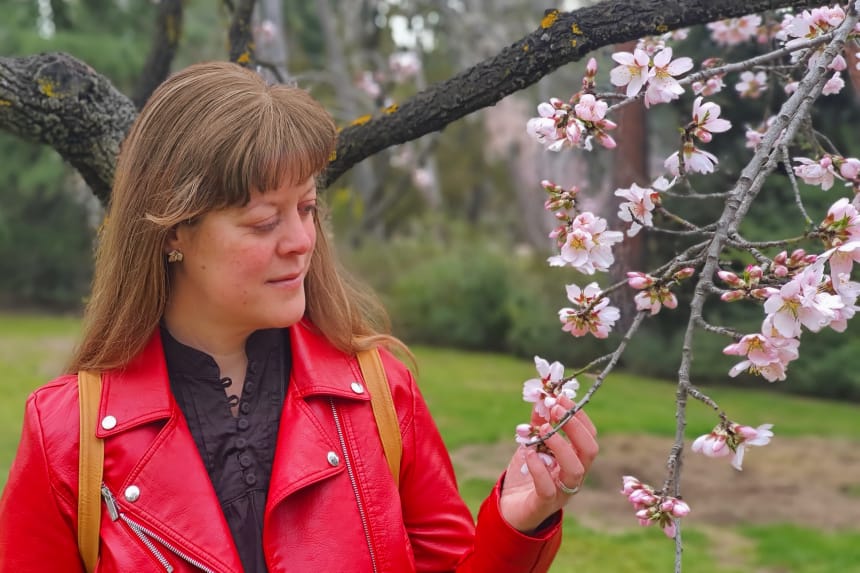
[96,319,369,438]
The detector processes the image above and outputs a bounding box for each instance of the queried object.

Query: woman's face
[166,176,318,336]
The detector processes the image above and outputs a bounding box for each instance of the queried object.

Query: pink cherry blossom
[692,75,726,96]
[559,282,620,339]
[554,212,624,274]
[626,272,655,290]
[723,332,799,382]
[522,356,578,420]
[609,48,651,97]
[822,72,845,96]
[735,70,768,98]
[820,197,860,247]
[763,262,844,337]
[707,15,762,46]
[793,156,837,190]
[665,142,719,176]
[526,99,568,151]
[615,183,659,236]
[692,422,774,470]
[690,97,732,143]
[573,93,608,123]
[644,47,693,107]
[634,288,678,315]
[838,158,860,180]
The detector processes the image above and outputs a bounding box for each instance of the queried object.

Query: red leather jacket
[0,321,561,572]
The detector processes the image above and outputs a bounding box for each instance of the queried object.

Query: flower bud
[773,265,788,278]
[626,272,654,289]
[789,248,806,263]
[586,57,598,76]
[746,265,763,280]
[717,271,741,286]
[774,251,788,265]
[721,290,745,302]
[673,267,695,280]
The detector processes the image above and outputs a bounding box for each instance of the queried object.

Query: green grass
[2,315,859,572]
[412,345,860,448]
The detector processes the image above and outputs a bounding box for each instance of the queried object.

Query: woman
[0,61,598,572]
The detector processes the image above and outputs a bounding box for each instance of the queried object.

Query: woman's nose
[275,211,314,255]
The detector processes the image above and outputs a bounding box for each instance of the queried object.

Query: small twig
[779,144,815,226]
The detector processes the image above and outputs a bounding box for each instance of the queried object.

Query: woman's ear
[163,226,181,256]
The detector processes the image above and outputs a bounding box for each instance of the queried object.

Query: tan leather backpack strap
[357,348,402,486]
[77,370,104,573]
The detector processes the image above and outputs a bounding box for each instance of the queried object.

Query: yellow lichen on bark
[571,22,582,35]
[236,51,252,64]
[0,99,11,107]
[37,78,58,97]
[350,114,372,126]
[522,43,530,52]
[541,10,559,28]
[656,24,669,33]
[328,149,337,162]
[383,104,398,114]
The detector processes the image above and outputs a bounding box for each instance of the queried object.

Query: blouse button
[326,451,340,466]
[244,381,256,393]
[350,382,365,394]
[240,402,251,415]
[239,453,252,468]
[100,415,117,430]
[236,438,248,449]
[244,473,258,486]
[237,418,250,431]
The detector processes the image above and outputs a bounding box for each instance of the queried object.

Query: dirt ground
[451,434,860,531]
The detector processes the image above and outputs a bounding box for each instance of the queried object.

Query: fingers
[522,447,558,499]
[556,395,597,437]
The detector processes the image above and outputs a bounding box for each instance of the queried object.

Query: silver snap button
[124,485,141,502]
[350,382,365,394]
[101,415,117,430]
[326,451,340,466]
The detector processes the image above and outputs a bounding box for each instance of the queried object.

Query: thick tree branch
[228,0,257,67]
[0,0,822,201]
[133,0,184,109]
[0,53,137,203]
[321,0,822,186]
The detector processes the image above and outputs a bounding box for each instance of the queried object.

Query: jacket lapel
[266,321,370,510]
[97,331,243,573]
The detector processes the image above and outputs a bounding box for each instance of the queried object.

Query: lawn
[2,313,859,572]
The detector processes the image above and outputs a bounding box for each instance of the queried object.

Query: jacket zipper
[101,484,217,573]
[330,399,379,573]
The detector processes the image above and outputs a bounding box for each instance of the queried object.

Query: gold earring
[167,250,184,263]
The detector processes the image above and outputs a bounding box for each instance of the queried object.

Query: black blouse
[161,326,290,573]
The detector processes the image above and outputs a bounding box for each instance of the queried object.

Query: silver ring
[557,480,580,495]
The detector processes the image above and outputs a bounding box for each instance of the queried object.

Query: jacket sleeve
[0,393,86,573]
[397,369,562,573]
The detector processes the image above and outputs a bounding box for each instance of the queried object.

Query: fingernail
[552,405,565,419]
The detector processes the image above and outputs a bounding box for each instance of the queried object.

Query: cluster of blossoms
[626,268,695,315]
[691,421,774,470]
[354,50,423,100]
[515,357,580,472]
[558,282,620,339]
[540,180,625,275]
[519,4,860,542]
[620,476,691,538]
[793,154,860,192]
[526,59,618,152]
[610,46,693,107]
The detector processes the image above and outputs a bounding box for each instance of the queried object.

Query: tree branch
[0,0,823,202]
[133,0,184,109]
[0,53,137,204]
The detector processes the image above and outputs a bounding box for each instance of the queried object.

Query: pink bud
[821,156,833,169]
[627,272,654,289]
[773,265,788,278]
[750,287,775,300]
[586,57,598,76]
[830,54,847,71]
[671,500,691,517]
[721,290,745,302]
[803,254,817,264]
[673,267,695,280]
[515,423,532,438]
[746,265,763,280]
[717,271,741,286]
[660,500,674,512]
[774,251,787,265]
[840,158,860,180]
[662,522,677,538]
[790,248,806,262]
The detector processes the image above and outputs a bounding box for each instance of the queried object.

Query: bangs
[205,84,337,208]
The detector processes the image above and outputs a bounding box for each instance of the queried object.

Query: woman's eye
[300,202,318,216]
[252,218,279,232]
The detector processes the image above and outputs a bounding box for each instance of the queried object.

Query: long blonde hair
[69,61,404,372]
